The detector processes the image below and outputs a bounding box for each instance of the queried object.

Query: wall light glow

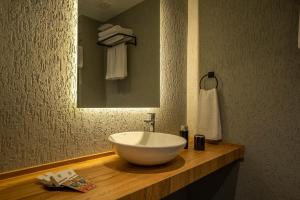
[67,0,186,135]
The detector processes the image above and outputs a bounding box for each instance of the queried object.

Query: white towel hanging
[106,43,127,80]
[197,88,222,141]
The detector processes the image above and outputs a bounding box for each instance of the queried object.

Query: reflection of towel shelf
[97,33,137,47]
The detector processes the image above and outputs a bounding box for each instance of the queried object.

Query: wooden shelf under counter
[0,142,244,200]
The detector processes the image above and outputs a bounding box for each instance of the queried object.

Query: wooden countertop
[0,143,244,200]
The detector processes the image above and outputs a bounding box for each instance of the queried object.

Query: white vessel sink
[108,131,186,166]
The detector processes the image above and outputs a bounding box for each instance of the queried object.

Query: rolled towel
[197,88,222,141]
[98,24,114,32]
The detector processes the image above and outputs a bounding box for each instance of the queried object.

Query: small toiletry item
[37,169,96,192]
[180,125,189,149]
[50,169,78,187]
[62,175,96,193]
[194,134,205,151]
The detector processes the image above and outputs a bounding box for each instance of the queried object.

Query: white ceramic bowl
[108,131,186,165]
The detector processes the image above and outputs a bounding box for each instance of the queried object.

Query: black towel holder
[97,33,137,47]
[199,71,218,89]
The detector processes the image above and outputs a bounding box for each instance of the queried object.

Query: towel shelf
[97,33,137,47]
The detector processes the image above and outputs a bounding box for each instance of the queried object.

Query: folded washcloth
[98,23,114,32]
[106,43,127,80]
[197,88,222,141]
[99,35,124,45]
[98,35,133,46]
[98,25,133,39]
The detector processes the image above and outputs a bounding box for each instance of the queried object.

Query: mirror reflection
[77,0,160,108]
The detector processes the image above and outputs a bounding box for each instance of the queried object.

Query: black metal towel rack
[97,33,137,47]
[199,71,218,89]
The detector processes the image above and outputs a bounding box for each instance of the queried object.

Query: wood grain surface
[0,143,244,200]
[0,151,114,180]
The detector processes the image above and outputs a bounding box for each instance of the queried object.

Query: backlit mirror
[77,0,160,108]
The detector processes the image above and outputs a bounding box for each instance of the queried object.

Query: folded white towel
[98,35,133,46]
[98,25,133,39]
[98,24,114,32]
[197,88,222,141]
[99,35,124,45]
[106,43,127,80]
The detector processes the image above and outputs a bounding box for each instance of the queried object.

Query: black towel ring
[200,71,218,89]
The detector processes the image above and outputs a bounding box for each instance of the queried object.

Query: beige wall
[187,0,199,135]
[78,15,106,107]
[106,0,160,107]
[198,0,300,199]
[0,0,187,172]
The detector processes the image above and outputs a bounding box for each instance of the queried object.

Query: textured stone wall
[199,0,300,199]
[0,0,187,172]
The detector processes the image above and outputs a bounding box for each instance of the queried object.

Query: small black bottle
[180,125,189,149]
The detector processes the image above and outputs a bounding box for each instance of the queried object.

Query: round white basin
[108,131,186,166]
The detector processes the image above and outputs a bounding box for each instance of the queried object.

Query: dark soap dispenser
[180,125,189,149]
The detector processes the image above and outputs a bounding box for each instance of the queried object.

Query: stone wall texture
[0,0,187,172]
[199,0,300,199]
